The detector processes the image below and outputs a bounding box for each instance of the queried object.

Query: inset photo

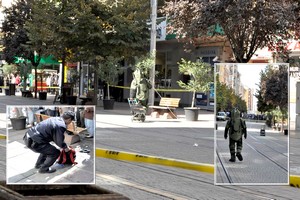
[6,105,95,184]
[214,63,289,185]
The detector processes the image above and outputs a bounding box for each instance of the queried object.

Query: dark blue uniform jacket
[28,117,67,149]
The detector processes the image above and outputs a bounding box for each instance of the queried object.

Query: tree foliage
[255,70,275,113]
[262,65,288,111]
[257,65,288,129]
[177,58,213,107]
[1,0,38,64]
[162,0,298,63]
[216,75,247,113]
[23,0,151,98]
[1,0,42,96]
[25,0,150,63]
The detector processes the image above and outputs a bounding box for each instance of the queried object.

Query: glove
[244,132,247,139]
[224,133,228,140]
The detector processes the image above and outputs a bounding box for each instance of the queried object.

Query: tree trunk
[61,56,66,95]
[93,67,98,104]
[34,65,38,98]
[191,90,196,108]
[107,84,110,100]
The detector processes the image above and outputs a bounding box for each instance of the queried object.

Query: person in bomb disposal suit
[129,68,152,107]
[224,108,247,162]
[23,111,75,173]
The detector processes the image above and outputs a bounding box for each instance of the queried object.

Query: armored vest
[229,109,246,141]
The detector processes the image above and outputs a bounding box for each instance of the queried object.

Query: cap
[62,111,75,121]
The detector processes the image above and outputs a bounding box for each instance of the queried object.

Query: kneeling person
[23,111,75,173]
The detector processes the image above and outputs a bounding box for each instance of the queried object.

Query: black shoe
[35,165,41,169]
[39,168,56,174]
[236,153,243,161]
[229,153,236,162]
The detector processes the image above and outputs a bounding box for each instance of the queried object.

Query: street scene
[216,121,288,184]
[0,93,299,199]
[6,105,95,184]
[215,63,289,185]
[0,0,300,199]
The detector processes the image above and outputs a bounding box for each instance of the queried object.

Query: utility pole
[149,0,157,106]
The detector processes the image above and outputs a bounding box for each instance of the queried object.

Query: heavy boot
[229,153,236,162]
[236,152,243,161]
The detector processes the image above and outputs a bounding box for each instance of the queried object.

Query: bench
[80,91,94,105]
[149,97,181,119]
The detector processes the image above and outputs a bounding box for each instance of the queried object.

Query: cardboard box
[64,132,80,145]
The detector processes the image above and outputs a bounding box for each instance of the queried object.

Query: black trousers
[30,143,60,171]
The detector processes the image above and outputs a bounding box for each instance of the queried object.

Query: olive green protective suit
[130,69,152,107]
[224,108,247,161]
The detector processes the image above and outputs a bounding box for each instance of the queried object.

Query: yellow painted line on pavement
[95,148,214,174]
[290,175,300,188]
[0,134,6,140]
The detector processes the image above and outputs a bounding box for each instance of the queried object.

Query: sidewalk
[6,126,95,184]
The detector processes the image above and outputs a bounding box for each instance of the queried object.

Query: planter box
[39,92,47,100]
[184,107,200,121]
[5,89,10,96]
[103,99,115,110]
[10,117,27,130]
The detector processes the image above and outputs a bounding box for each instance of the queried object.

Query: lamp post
[149,0,157,106]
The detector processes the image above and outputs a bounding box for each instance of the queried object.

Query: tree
[255,70,275,114]
[96,56,123,100]
[263,65,288,110]
[216,75,230,112]
[177,58,213,108]
[259,64,288,130]
[162,0,298,63]
[1,0,42,97]
[216,74,247,112]
[26,0,151,101]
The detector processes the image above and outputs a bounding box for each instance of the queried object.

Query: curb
[95,148,214,174]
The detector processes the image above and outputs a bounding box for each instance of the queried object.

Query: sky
[237,64,268,113]
[237,64,268,91]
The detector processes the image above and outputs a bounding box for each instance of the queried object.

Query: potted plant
[97,56,123,110]
[9,107,27,130]
[177,58,213,121]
